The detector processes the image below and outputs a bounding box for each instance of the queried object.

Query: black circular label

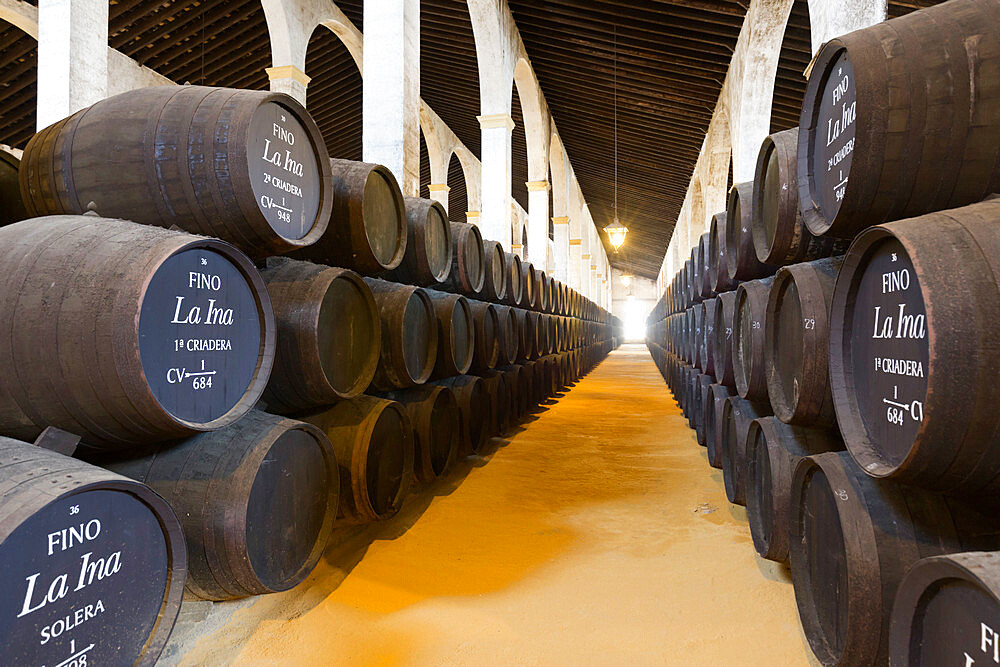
[813,50,856,223]
[849,238,928,468]
[247,102,322,240]
[139,248,262,424]
[914,580,1000,666]
[0,490,169,665]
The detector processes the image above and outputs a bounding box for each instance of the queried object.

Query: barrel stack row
[0,85,619,664]
[650,2,1000,665]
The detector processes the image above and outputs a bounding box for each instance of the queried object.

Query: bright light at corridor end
[604,217,628,251]
[623,297,647,341]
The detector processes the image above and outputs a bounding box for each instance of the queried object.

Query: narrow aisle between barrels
[166,344,811,666]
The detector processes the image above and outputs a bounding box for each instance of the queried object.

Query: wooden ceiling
[0,0,947,276]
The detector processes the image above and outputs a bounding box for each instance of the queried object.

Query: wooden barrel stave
[720,396,772,506]
[364,279,437,391]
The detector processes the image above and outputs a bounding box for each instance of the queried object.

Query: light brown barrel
[733,277,774,400]
[0,436,185,665]
[425,289,475,378]
[260,257,379,413]
[752,128,845,265]
[0,145,27,227]
[727,182,778,281]
[720,396,771,506]
[375,385,459,483]
[798,0,1000,239]
[745,417,842,563]
[439,222,486,295]
[20,86,333,259]
[382,197,452,286]
[0,215,274,448]
[789,451,1000,666]
[101,410,337,600]
[890,551,1000,666]
[829,200,1000,494]
[481,239,507,302]
[431,374,489,455]
[468,299,500,372]
[300,396,414,523]
[502,251,524,307]
[364,279,437,390]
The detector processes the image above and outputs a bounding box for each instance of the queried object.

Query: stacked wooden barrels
[0,84,619,664]
[649,3,1000,663]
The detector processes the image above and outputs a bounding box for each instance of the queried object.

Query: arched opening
[0,22,36,147]
[521,225,528,259]
[770,0,811,134]
[510,81,529,212]
[305,25,362,160]
[419,129,430,197]
[446,151,468,223]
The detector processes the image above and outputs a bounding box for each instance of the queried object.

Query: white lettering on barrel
[188,272,222,291]
[47,519,101,556]
[881,268,910,294]
[983,623,1000,663]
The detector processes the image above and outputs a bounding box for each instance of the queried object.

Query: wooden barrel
[513,308,535,361]
[694,374,713,446]
[745,418,842,563]
[752,128,845,265]
[382,197,452,286]
[797,0,1000,239]
[721,396,771,506]
[700,297,718,377]
[481,240,508,302]
[733,277,774,400]
[259,257,379,413]
[468,299,500,372]
[764,256,842,427]
[688,245,703,304]
[300,396,414,523]
[439,222,486,295]
[495,304,519,365]
[535,269,550,312]
[0,145,27,227]
[712,292,738,389]
[697,232,714,298]
[0,216,274,447]
[101,410,336,600]
[890,551,1000,666]
[364,279,437,391]
[705,383,732,469]
[477,369,510,437]
[531,310,550,358]
[502,251,524,307]
[521,261,537,310]
[829,200,1000,494]
[376,385,459,483]
[20,86,332,259]
[0,437,185,665]
[789,451,1000,666]
[500,365,529,421]
[690,303,704,370]
[431,375,489,455]
[425,290,474,379]
[727,182,778,281]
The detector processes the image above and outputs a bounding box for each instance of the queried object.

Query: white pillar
[478,113,514,249]
[363,0,420,196]
[427,183,449,214]
[266,65,310,106]
[526,180,549,269]
[568,236,582,293]
[37,0,108,130]
[552,216,569,282]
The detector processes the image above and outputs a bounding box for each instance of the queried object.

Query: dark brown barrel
[425,289,474,378]
[705,383,732,469]
[764,256,841,427]
[720,396,771,506]
[829,200,1000,494]
[700,296,718,377]
[752,128,844,265]
[890,551,1000,666]
[690,303,704,370]
[797,0,1000,239]
[531,310,549,358]
[733,277,773,400]
[521,261,537,310]
[688,245,703,304]
[500,365,528,421]
[439,222,486,295]
[513,308,535,361]
[727,182,778,281]
[292,159,405,273]
[789,451,1000,666]
[502,251,524,306]
[382,197,452,286]
[495,304,519,365]
[0,437,185,665]
[712,292,738,389]
[477,369,510,437]
[681,259,692,308]
[0,146,27,227]
[432,374,489,455]
[101,410,336,600]
[375,385,458,483]
[745,417,842,563]
[0,216,274,447]
[698,232,714,298]
[480,239,507,302]
[468,299,500,372]
[694,374,713,446]
[260,257,379,413]
[20,86,332,259]
[535,269,550,312]
[364,279,437,390]
[300,395,413,523]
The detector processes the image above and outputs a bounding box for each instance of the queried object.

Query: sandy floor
[161,344,815,666]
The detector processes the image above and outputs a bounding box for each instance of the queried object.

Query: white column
[568,237,582,293]
[478,113,514,249]
[552,216,569,282]
[526,180,549,269]
[37,0,108,130]
[427,183,449,214]
[266,65,310,106]
[363,0,420,196]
